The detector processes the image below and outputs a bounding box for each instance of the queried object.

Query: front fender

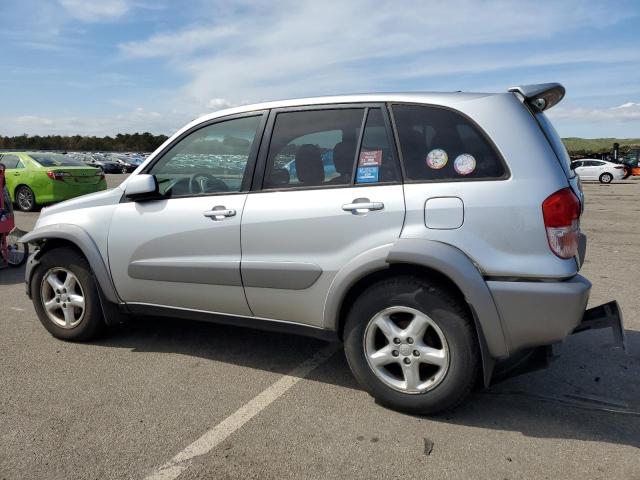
[21,224,120,304]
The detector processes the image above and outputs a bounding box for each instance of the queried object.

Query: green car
[0,152,107,211]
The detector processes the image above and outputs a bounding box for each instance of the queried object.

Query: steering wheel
[188,173,229,194]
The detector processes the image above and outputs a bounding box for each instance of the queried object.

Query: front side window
[392,105,506,181]
[149,115,262,197]
[263,109,364,189]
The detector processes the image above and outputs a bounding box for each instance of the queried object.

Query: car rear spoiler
[508,83,565,112]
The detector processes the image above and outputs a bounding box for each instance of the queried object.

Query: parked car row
[67,152,147,174]
[0,152,107,211]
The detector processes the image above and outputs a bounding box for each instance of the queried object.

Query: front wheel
[343,276,479,415]
[599,172,613,184]
[31,247,106,341]
[15,185,36,211]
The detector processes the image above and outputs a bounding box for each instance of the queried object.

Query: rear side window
[391,105,506,181]
[263,109,364,189]
[534,112,573,177]
[0,155,20,169]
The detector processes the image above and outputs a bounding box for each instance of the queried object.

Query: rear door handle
[204,206,236,220]
[342,198,384,214]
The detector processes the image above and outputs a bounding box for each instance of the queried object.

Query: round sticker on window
[426,149,448,169]
[454,154,476,175]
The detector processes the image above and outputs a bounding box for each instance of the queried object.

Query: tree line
[0,132,169,153]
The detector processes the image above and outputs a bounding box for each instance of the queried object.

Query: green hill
[562,138,640,155]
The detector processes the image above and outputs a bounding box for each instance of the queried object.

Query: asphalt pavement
[1,176,638,479]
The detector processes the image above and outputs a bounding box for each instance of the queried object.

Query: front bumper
[488,275,592,354]
[24,250,39,298]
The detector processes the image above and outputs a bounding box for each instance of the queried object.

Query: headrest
[332,141,356,175]
[294,144,324,185]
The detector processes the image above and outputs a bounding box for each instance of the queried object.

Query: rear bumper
[491,299,625,384]
[487,275,591,354]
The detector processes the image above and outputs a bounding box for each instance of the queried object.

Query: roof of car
[182,90,504,139]
[204,91,495,117]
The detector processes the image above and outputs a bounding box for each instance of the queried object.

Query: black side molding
[126,303,339,342]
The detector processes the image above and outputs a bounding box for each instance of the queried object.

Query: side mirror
[124,174,158,200]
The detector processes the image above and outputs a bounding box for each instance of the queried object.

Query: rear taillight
[542,188,581,259]
[614,165,624,169]
[47,171,70,181]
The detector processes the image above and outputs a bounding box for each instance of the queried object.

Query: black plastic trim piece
[126,303,339,341]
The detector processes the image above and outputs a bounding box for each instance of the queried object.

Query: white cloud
[15,116,55,127]
[206,98,235,109]
[120,25,238,58]
[1,107,182,136]
[118,0,627,107]
[58,0,130,21]
[549,102,640,122]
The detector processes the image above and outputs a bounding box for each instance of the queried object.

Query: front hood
[39,187,123,218]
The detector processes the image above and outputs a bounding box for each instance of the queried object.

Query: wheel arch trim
[21,224,120,304]
[385,239,509,360]
[325,239,509,386]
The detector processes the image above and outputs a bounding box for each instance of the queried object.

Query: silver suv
[22,83,624,414]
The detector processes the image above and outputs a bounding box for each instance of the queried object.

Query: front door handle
[342,198,384,214]
[204,205,236,221]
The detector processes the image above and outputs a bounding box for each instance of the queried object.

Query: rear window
[534,112,573,177]
[391,105,506,181]
[29,153,87,167]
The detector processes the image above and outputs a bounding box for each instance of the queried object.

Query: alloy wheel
[363,306,449,394]
[17,188,33,211]
[40,268,86,328]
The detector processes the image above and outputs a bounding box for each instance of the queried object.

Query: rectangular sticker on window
[359,150,382,167]
[356,166,379,183]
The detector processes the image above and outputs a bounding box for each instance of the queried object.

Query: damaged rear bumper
[492,300,625,383]
[572,300,626,351]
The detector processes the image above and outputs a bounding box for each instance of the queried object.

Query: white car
[571,159,626,183]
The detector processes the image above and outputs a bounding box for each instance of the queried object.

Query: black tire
[6,231,28,267]
[15,185,36,212]
[599,172,613,184]
[121,166,128,174]
[343,276,479,415]
[31,247,106,341]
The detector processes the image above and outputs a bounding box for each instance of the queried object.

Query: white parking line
[144,344,340,480]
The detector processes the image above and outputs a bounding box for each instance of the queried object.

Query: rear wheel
[343,276,479,415]
[15,185,35,211]
[31,247,106,341]
[599,172,613,184]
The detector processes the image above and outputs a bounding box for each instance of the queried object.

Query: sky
[1,0,639,138]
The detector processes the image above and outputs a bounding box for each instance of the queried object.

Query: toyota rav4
[22,83,625,414]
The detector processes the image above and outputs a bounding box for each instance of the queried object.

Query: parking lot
[1,175,639,479]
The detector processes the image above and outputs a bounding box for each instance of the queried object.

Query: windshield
[30,153,88,167]
[534,112,574,178]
